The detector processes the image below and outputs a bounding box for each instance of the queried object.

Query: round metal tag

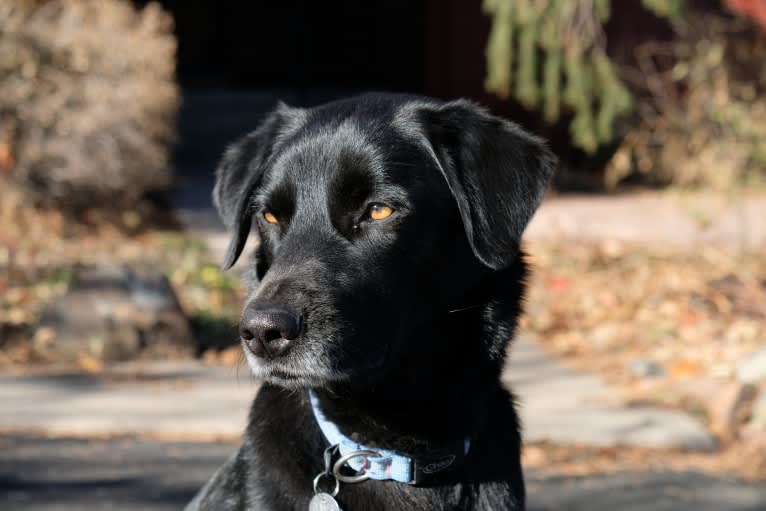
[308,492,342,511]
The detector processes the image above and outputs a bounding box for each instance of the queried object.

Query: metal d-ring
[312,472,340,497]
[332,449,382,484]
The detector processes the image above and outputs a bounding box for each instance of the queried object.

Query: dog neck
[309,257,527,459]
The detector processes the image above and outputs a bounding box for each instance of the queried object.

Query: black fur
[187,93,556,511]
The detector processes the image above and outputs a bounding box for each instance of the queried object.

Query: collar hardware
[332,450,382,484]
[309,391,471,486]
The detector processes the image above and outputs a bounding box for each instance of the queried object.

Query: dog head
[214,94,555,390]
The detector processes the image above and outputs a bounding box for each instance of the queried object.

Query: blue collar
[309,390,471,485]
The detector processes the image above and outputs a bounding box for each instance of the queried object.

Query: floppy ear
[213,103,304,270]
[416,100,557,270]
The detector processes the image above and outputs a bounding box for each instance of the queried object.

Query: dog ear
[416,100,556,270]
[213,102,304,270]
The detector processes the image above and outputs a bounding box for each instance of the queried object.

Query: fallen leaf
[77,353,104,373]
[670,360,701,379]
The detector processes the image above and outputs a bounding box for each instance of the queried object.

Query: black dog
[186,93,555,511]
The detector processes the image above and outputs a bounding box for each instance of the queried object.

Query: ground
[3,435,765,511]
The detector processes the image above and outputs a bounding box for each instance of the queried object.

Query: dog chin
[242,348,349,389]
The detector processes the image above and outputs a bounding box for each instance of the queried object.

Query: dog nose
[239,304,302,358]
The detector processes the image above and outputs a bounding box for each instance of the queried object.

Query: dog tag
[309,492,342,511]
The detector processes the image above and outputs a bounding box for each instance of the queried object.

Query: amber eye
[368,203,394,221]
[263,211,279,224]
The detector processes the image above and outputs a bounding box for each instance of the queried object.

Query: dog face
[214,94,555,390]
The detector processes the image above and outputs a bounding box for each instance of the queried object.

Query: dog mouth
[241,339,351,387]
[241,335,389,389]
[255,364,351,389]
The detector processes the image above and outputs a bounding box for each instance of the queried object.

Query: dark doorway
[132,1,429,212]
[145,1,427,95]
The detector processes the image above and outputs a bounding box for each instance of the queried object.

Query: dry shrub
[606,8,766,190]
[0,0,178,210]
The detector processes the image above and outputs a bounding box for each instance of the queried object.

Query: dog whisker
[447,302,489,314]
[386,160,419,168]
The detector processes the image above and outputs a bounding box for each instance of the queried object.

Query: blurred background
[1,1,765,510]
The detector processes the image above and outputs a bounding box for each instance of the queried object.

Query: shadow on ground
[2,435,765,511]
[0,435,233,511]
[526,470,766,511]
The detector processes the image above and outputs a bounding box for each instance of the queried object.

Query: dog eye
[263,210,279,224]
[367,203,394,221]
